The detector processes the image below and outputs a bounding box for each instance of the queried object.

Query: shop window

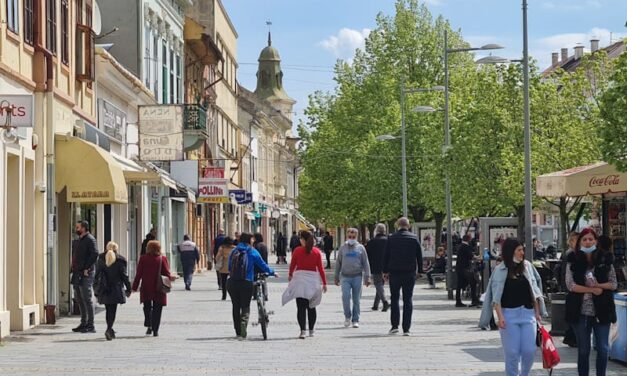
[24,0,34,44]
[61,0,69,65]
[46,0,57,54]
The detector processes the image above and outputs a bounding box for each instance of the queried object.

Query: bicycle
[252,273,273,340]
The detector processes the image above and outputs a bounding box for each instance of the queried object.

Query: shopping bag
[539,325,560,371]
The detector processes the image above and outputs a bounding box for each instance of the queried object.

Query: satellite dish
[92,0,102,35]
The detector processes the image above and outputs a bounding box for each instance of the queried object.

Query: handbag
[538,325,561,373]
[214,255,223,271]
[156,256,172,294]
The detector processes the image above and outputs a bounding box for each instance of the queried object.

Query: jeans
[571,315,610,376]
[341,275,362,323]
[372,273,387,308]
[324,250,332,268]
[219,273,229,299]
[389,272,415,332]
[143,300,164,334]
[499,306,537,376]
[296,298,317,331]
[426,268,444,286]
[73,275,95,327]
[105,304,117,331]
[181,261,195,288]
[227,279,254,337]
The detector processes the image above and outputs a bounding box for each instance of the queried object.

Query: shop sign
[71,190,110,199]
[138,105,184,161]
[228,190,253,205]
[198,178,229,203]
[98,99,126,142]
[589,174,620,188]
[0,95,33,127]
[202,167,225,179]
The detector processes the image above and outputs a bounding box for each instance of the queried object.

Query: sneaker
[352,322,359,328]
[371,306,379,311]
[455,302,467,308]
[80,326,96,333]
[299,330,306,339]
[382,301,389,312]
[308,330,315,337]
[344,318,351,327]
[185,285,191,291]
[146,328,152,335]
[72,324,85,333]
[389,327,399,334]
[403,331,410,336]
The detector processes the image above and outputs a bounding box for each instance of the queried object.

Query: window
[152,34,158,97]
[75,0,82,24]
[144,25,151,88]
[24,0,34,44]
[162,41,168,103]
[76,24,95,81]
[61,0,69,65]
[85,3,91,27]
[176,54,182,103]
[169,48,175,104]
[46,0,57,54]
[6,0,19,33]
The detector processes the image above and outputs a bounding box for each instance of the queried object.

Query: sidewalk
[0,260,625,375]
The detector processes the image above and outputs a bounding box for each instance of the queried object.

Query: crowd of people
[69,217,619,376]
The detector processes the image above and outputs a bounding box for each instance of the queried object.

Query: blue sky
[222,0,627,125]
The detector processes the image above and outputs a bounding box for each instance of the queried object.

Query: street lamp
[443,30,504,297]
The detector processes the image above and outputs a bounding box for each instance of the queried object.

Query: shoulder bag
[156,256,172,294]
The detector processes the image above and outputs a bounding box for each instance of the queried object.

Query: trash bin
[550,292,568,336]
[609,292,627,363]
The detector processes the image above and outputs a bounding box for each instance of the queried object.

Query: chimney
[574,45,584,59]
[551,52,559,65]
[561,48,569,62]
[590,39,600,52]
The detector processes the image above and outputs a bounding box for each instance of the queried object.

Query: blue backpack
[229,247,249,281]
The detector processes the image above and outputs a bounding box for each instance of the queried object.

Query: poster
[420,228,436,258]
[138,105,184,161]
[489,227,518,257]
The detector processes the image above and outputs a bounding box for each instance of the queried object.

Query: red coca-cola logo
[589,174,620,187]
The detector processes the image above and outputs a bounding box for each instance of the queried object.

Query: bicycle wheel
[257,298,268,340]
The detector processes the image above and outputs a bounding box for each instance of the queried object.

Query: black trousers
[456,270,478,304]
[227,279,253,336]
[389,272,415,332]
[143,300,164,333]
[105,304,117,331]
[324,250,332,267]
[296,298,317,331]
[219,273,229,299]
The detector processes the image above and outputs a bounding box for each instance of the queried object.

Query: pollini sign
[589,175,620,188]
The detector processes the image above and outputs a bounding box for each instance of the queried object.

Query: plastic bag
[539,325,561,370]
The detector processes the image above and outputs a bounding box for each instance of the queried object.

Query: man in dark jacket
[178,235,200,290]
[140,228,157,255]
[383,217,423,335]
[71,220,98,333]
[455,234,480,307]
[289,231,300,252]
[323,231,334,269]
[366,223,389,312]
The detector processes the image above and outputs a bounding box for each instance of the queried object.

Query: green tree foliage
[599,50,627,172]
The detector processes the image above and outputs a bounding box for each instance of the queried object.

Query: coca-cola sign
[589,175,620,187]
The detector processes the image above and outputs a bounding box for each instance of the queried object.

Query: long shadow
[187,336,240,341]
[339,333,392,339]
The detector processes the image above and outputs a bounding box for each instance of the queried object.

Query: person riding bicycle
[227,233,278,340]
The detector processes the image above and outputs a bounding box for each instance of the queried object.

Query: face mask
[75,230,82,236]
[581,245,596,254]
[513,257,523,265]
[347,239,357,246]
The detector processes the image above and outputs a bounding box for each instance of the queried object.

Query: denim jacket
[478,260,548,329]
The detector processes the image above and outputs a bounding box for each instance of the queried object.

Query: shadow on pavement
[339,333,392,339]
[462,347,504,362]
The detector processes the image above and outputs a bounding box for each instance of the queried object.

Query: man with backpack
[227,233,278,339]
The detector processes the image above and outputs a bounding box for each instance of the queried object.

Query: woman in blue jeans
[334,228,371,328]
[479,238,547,376]
[565,228,617,376]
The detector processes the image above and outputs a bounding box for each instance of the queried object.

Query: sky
[221,0,627,126]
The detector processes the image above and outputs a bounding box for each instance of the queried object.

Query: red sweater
[289,246,327,285]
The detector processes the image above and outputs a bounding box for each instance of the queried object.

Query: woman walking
[276,232,287,264]
[565,228,617,376]
[283,231,327,339]
[132,240,177,337]
[216,237,235,300]
[479,238,547,376]
[334,228,371,328]
[94,241,131,341]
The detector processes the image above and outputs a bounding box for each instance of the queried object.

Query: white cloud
[318,28,371,60]
[424,0,444,5]
[541,0,602,11]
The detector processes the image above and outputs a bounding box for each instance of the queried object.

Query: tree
[599,50,627,172]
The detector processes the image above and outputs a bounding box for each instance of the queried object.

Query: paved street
[0,259,625,376]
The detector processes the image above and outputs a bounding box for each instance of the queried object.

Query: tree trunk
[409,205,428,223]
[434,212,445,249]
[571,203,586,232]
[360,223,368,244]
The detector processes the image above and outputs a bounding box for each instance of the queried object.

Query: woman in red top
[132,240,177,336]
[289,231,327,338]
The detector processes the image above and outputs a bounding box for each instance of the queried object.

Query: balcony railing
[183,104,207,131]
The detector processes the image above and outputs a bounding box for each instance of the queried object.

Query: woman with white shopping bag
[479,238,548,376]
[282,230,327,339]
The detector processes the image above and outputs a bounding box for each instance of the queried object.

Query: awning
[536,162,627,197]
[296,212,315,231]
[109,153,179,190]
[134,160,178,190]
[55,136,128,204]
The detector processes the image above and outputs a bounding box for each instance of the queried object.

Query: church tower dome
[255,32,296,118]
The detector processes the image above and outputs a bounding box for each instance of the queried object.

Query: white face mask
[347,239,357,246]
[513,256,523,264]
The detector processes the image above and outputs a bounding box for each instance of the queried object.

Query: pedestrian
[366,223,389,312]
[227,233,278,339]
[323,231,334,269]
[213,229,226,290]
[565,228,617,376]
[479,238,546,376]
[177,235,200,290]
[140,228,157,256]
[560,231,579,347]
[276,232,287,264]
[455,234,481,307]
[283,230,327,339]
[289,231,300,252]
[426,246,447,289]
[132,240,178,337]
[382,217,423,336]
[334,228,371,328]
[71,220,98,333]
[253,233,270,300]
[94,241,131,341]
[215,237,235,300]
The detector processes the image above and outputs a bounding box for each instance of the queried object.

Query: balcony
[183,104,209,151]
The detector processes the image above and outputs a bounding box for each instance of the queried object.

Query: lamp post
[522,0,533,260]
[443,30,504,297]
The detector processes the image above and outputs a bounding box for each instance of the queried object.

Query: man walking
[71,221,98,333]
[455,234,480,307]
[383,217,423,336]
[289,231,300,252]
[323,231,334,269]
[178,235,200,290]
[366,223,389,311]
[213,229,226,289]
[140,228,157,256]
